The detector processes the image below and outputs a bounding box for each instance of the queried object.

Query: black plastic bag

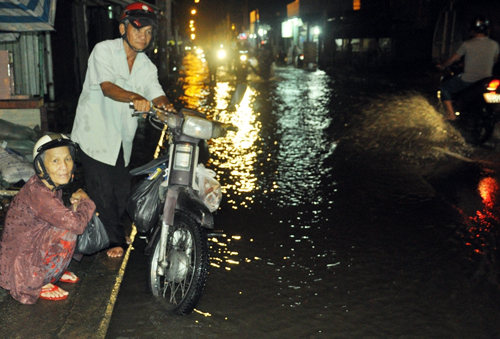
[126,171,163,233]
[75,213,110,255]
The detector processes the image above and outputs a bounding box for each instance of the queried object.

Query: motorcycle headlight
[240,54,247,62]
[217,49,227,59]
[182,115,213,139]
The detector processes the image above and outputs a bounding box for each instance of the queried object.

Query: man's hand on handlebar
[131,97,151,112]
[158,103,177,113]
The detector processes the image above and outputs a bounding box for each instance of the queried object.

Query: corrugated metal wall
[0,33,44,97]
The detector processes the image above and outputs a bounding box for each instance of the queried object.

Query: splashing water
[343,92,472,167]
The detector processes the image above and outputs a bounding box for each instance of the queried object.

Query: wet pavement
[2,54,500,338]
[0,235,131,338]
[105,57,500,338]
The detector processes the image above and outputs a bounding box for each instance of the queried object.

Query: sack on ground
[126,168,164,233]
[0,146,35,183]
[75,213,110,255]
[0,140,36,161]
[0,119,37,141]
[195,164,222,212]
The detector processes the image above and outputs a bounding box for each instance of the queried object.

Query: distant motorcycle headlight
[240,54,247,62]
[182,115,213,139]
[217,49,227,59]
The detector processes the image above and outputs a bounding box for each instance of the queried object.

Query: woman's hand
[70,189,90,211]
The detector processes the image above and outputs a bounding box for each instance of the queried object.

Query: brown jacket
[0,175,95,304]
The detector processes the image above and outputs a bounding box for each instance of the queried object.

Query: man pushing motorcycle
[437,16,499,121]
[71,2,175,258]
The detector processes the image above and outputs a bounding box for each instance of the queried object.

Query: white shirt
[457,36,499,83]
[71,38,165,166]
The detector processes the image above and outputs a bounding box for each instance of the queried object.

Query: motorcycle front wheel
[148,211,209,315]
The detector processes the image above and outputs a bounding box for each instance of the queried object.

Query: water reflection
[461,175,500,279]
[177,53,338,210]
[178,53,209,109]
[177,52,262,209]
[209,85,261,206]
[272,70,337,207]
[174,57,343,277]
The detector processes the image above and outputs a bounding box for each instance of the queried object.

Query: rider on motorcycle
[437,16,499,121]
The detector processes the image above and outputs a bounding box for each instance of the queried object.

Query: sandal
[59,271,79,284]
[39,284,68,301]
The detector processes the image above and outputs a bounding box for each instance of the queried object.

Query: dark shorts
[439,75,475,101]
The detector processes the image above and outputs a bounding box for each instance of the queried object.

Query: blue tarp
[0,0,56,32]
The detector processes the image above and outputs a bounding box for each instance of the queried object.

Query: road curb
[57,226,137,339]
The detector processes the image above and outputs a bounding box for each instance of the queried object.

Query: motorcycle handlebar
[224,124,239,132]
[130,105,239,135]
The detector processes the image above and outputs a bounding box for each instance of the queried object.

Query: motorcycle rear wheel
[470,106,494,144]
[148,211,209,315]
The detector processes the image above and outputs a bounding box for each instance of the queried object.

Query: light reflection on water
[176,54,261,273]
[175,55,341,284]
[272,70,337,207]
[209,84,261,204]
[178,53,209,109]
[459,175,500,280]
[177,53,338,211]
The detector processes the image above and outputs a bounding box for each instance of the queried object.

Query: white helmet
[33,133,77,189]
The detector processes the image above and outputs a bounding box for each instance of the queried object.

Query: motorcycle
[235,49,249,81]
[127,105,238,315]
[297,53,305,68]
[439,63,500,144]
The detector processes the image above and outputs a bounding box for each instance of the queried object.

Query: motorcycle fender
[144,191,214,255]
[177,191,214,229]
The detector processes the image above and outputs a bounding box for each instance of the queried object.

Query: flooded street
[106,54,500,338]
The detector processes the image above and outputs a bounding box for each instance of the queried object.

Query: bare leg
[443,100,456,120]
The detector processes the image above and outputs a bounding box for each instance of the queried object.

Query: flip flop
[39,285,68,301]
[59,271,79,284]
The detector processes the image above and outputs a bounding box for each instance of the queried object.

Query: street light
[191,9,196,15]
